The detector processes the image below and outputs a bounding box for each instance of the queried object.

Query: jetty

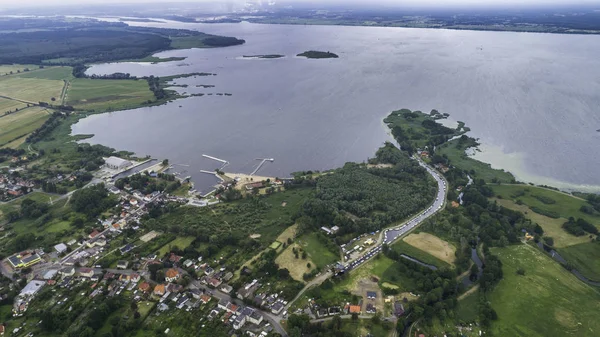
[202,154,229,170]
[251,158,274,176]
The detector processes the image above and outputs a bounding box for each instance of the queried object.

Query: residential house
[222,272,233,282]
[225,302,238,314]
[116,260,129,269]
[237,279,259,299]
[154,284,166,296]
[271,302,284,315]
[89,229,101,239]
[130,273,141,283]
[119,244,134,254]
[349,305,361,314]
[79,268,94,278]
[166,283,183,293]
[394,302,405,317]
[183,260,193,268]
[139,282,151,293]
[220,284,233,294]
[165,269,180,282]
[366,303,376,314]
[168,253,182,264]
[59,267,75,277]
[208,277,222,288]
[217,298,229,311]
[200,294,211,304]
[367,291,377,299]
[248,311,263,325]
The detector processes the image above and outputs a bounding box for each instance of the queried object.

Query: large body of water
[72,21,600,193]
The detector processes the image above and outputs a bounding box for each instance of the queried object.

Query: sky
[0,0,597,9]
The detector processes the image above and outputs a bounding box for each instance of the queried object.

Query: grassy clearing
[392,240,452,269]
[436,138,515,183]
[335,255,397,293]
[494,198,591,248]
[0,107,50,146]
[300,232,338,269]
[275,243,315,283]
[276,223,298,243]
[559,242,600,281]
[66,78,154,111]
[402,232,456,265]
[489,245,600,337]
[269,241,282,250]
[157,236,195,256]
[492,185,600,227]
[339,318,393,337]
[456,287,479,323]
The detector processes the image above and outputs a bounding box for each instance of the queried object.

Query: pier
[251,158,274,176]
[202,154,229,170]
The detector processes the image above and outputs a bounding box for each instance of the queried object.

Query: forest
[298,145,435,238]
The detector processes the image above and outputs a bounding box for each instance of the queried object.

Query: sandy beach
[223,172,277,189]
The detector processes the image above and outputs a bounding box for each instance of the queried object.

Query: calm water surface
[72,21,600,193]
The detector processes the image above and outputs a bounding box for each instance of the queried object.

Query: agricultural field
[0,98,27,113]
[298,232,339,269]
[157,236,195,256]
[0,107,51,146]
[559,242,600,281]
[66,78,154,111]
[0,64,40,76]
[0,75,64,103]
[491,184,600,226]
[494,198,591,248]
[400,232,456,266]
[488,245,600,337]
[17,66,73,81]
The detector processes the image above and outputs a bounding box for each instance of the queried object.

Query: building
[20,280,45,296]
[54,243,68,254]
[218,298,229,310]
[104,156,133,170]
[116,260,129,269]
[42,269,58,280]
[394,302,405,316]
[60,267,75,276]
[79,268,94,278]
[200,294,211,304]
[271,302,284,315]
[154,284,166,296]
[139,282,151,292]
[366,303,376,314]
[367,291,377,299]
[248,311,263,325]
[233,312,247,330]
[165,269,180,282]
[0,323,4,336]
[349,305,361,314]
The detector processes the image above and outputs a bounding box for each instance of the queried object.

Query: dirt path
[458,284,480,301]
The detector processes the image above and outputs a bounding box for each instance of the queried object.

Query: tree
[162,159,169,166]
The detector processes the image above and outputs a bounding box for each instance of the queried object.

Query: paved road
[340,158,448,274]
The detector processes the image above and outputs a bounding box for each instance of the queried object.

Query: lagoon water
[73,21,600,193]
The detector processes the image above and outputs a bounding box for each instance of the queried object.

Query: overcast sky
[0,0,597,9]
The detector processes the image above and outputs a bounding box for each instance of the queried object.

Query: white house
[104,156,133,170]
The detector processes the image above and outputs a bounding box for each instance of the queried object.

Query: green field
[559,242,600,281]
[0,98,27,113]
[66,78,154,111]
[0,107,50,146]
[491,185,600,227]
[494,198,591,248]
[436,138,515,183]
[17,66,73,81]
[157,236,195,256]
[300,232,339,269]
[456,288,480,323]
[339,319,393,337]
[392,240,452,268]
[0,64,40,75]
[0,76,64,103]
[489,245,600,337]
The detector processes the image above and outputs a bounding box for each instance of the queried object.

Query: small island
[242,54,285,59]
[297,50,339,59]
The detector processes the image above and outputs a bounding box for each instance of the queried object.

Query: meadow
[491,184,600,226]
[157,236,195,256]
[0,107,50,146]
[299,232,339,269]
[66,78,155,111]
[401,232,456,265]
[488,244,600,337]
[559,243,600,281]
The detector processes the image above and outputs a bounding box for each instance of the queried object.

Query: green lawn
[456,288,480,323]
[488,245,600,337]
[491,185,600,227]
[300,232,339,269]
[0,106,50,146]
[157,236,195,256]
[392,240,452,269]
[436,138,515,183]
[558,242,600,281]
[66,78,154,111]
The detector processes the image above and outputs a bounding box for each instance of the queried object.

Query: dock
[202,154,229,170]
[251,158,274,176]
